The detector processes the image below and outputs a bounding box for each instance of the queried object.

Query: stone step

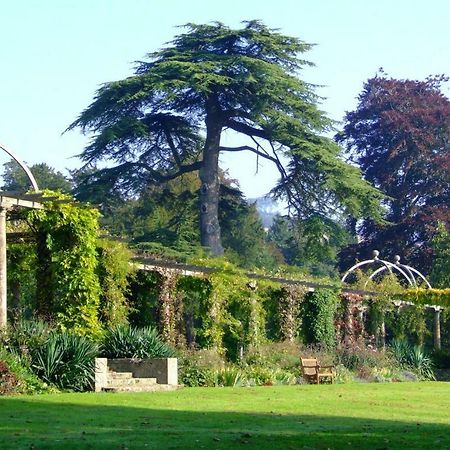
[102,384,180,393]
[107,377,158,388]
[108,371,134,380]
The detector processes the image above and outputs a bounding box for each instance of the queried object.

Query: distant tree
[268,215,350,277]
[2,161,72,193]
[219,187,278,270]
[68,21,383,256]
[430,222,450,288]
[337,74,450,273]
[90,169,277,269]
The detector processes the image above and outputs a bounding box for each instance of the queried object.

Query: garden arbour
[5,194,449,357]
[130,257,449,357]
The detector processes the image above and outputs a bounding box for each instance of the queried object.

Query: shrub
[2,319,53,358]
[432,349,450,369]
[178,349,224,387]
[31,333,98,391]
[100,325,175,359]
[335,339,391,370]
[389,339,435,380]
[215,367,244,387]
[243,365,296,386]
[243,341,301,371]
[302,289,338,349]
[0,359,19,395]
[0,346,50,395]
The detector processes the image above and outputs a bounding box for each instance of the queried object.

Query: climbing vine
[27,192,102,337]
[96,238,134,327]
[302,289,339,348]
[277,285,308,342]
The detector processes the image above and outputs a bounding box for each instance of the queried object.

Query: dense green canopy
[69,20,383,254]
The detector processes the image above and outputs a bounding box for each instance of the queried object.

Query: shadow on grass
[0,396,448,449]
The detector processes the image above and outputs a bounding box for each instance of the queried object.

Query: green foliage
[178,349,224,387]
[220,194,278,270]
[0,346,50,395]
[2,320,97,392]
[178,345,297,388]
[335,339,391,371]
[175,276,212,347]
[1,160,72,193]
[127,271,162,328]
[430,222,450,288]
[394,288,450,308]
[100,325,176,359]
[243,342,301,372]
[268,215,350,278]
[205,272,267,358]
[302,289,338,348]
[0,358,19,395]
[97,238,134,327]
[385,305,428,346]
[3,319,54,357]
[432,349,450,369]
[179,364,215,387]
[28,192,102,336]
[214,366,244,387]
[389,339,435,380]
[69,20,383,255]
[6,230,37,316]
[30,332,98,391]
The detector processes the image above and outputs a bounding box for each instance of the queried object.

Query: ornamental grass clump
[31,332,98,391]
[100,325,176,359]
[390,339,435,380]
[3,319,53,359]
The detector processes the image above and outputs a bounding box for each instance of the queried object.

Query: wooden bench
[300,357,335,384]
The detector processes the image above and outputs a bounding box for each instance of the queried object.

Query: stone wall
[94,357,178,392]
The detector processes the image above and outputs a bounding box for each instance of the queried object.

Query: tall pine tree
[68,21,382,255]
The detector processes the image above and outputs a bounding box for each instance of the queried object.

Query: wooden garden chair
[300,357,336,384]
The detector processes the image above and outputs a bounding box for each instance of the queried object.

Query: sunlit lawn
[1,382,449,449]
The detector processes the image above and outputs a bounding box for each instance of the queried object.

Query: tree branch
[225,119,268,139]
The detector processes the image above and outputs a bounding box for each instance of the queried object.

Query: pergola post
[0,207,8,328]
[380,318,386,350]
[433,307,442,351]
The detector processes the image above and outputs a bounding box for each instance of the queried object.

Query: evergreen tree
[68,21,382,255]
[2,161,72,193]
[430,222,450,288]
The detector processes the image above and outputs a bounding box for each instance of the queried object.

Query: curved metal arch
[397,264,432,289]
[365,264,416,288]
[342,259,380,283]
[0,143,39,191]
[341,250,432,289]
[341,257,394,284]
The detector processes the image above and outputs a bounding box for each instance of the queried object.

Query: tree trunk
[200,104,223,255]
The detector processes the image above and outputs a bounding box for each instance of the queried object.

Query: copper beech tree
[69,21,382,255]
[337,74,450,272]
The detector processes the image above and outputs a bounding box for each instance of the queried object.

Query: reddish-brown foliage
[337,74,450,273]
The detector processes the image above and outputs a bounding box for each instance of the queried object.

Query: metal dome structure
[341,250,432,289]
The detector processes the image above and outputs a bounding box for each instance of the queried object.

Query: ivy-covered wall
[7,194,448,352]
[8,193,134,337]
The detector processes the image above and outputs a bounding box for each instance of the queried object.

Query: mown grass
[1,382,449,449]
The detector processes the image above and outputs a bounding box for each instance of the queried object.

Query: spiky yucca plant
[100,325,175,359]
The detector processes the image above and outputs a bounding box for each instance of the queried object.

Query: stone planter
[95,357,178,392]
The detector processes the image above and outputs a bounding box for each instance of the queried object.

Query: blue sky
[1,0,449,197]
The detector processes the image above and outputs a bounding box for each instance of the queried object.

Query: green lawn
[1,383,449,449]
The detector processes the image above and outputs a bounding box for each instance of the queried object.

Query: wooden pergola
[0,143,43,328]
